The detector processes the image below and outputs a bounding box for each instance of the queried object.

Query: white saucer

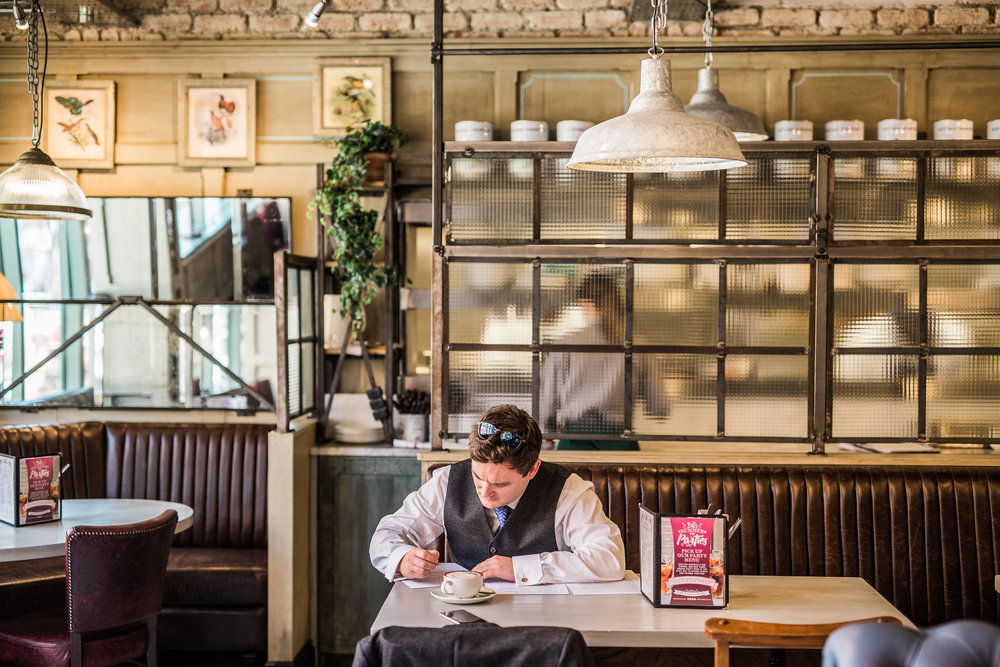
[430,587,496,604]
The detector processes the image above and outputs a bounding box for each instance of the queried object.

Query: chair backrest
[705,616,902,667]
[822,618,1000,667]
[66,509,178,634]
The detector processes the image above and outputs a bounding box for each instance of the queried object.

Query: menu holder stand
[638,505,729,608]
[0,453,62,527]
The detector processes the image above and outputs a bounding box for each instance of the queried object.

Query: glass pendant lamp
[567,0,746,173]
[0,0,91,221]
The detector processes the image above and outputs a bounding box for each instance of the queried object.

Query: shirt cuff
[386,544,416,581]
[512,554,543,586]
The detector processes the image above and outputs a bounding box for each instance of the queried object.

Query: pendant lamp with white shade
[683,0,768,142]
[0,0,92,222]
[567,0,746,173]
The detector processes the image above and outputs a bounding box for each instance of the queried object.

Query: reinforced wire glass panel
[726,157,811,241]
[540,158,627,240]
[448,158,533,241]
[631,354,716,437]
[539,351,625,434]
[727,263,811,347]
[725,355,808,438]
[634,264,717,346]
[927,264,1000,347]
[831,354,919,438]
[926,354,1000,438]
[633,171,719,240]
[833,264,919,348]
[925,157,1000,240]
[449,262,532,344]
[447,350,532,434]
[833,157,918,241]
[540,264,625,345]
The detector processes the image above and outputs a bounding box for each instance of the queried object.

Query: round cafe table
[0,498,194,563]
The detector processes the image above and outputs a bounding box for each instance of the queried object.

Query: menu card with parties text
[0,453,62,527]
[639,505,728,608]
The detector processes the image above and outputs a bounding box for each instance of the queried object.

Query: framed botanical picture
[44,80,116,169]
[178,78,256,167]
[313,57,391,137]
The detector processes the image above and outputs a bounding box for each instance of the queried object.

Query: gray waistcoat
[443,459,570,570]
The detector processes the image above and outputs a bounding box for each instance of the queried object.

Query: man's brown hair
[468,404,541,476]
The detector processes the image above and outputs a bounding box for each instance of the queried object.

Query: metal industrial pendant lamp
[0,0,91,221]
[567,0,746,173]
[684,0,768,142]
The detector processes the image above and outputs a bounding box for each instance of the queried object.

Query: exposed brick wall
[0,1,997,41]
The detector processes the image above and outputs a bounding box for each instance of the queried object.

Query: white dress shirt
[369,464,626,586]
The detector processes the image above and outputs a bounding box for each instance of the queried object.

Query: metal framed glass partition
[437,143,1000,452]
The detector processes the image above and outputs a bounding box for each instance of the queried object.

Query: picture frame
[44,80,116,169]
[313,57,391,137]
[178,78,256,167]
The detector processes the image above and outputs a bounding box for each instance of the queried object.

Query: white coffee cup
[825,119,865,141]
[933,118,973,140]
[441,570,484,598]
[455,121,493,142]
[988,120,1000,140]
[510,120,549,142]
[556,120,594,142]
[773,120,813,141]
[877,118,918,141]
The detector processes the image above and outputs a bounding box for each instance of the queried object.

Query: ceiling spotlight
[304,0,326,27]
[12,0,29,30]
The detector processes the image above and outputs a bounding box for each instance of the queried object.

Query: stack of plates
[333,424,385,444]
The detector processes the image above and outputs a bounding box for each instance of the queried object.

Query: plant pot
[363,152,390,186]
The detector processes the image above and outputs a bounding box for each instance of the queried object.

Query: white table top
[0,499,194,563]
[372,575,913,648]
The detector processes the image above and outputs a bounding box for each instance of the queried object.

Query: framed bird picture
[313,57,391,137]
[178,78,256,168]
[44,80,116,169]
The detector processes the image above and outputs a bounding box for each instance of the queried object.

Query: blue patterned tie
[494,505,510,530]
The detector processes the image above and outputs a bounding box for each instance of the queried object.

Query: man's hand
[472,556,514,582]
[397,548,440,579]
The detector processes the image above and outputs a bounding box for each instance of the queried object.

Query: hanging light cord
[26,0,47,149]
[647,0,667,58]
[701,0,714,68]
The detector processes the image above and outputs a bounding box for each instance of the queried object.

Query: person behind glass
[540,272,640,451]
[368,404,626,584]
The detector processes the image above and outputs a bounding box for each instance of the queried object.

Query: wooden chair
[704,616,903,667]
[0,509,178,667]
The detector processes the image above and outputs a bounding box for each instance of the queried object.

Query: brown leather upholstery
[0,509,178,667]
[0,421,271,656]
[428,461,1000,628]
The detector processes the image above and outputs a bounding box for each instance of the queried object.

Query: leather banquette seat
[429,460,1000,628]
[0,421,269,657]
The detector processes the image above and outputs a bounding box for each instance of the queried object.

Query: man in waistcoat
[369,404,626,584]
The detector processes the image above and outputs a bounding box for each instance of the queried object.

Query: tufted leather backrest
[0,422,107,500]
[0,421,270,549]
[104,423,270,548]
[427,461,1000,628]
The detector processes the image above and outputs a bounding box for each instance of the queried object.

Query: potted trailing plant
[311,120,406,338]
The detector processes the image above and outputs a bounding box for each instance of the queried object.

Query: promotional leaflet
[638,505,728,608]
[0,453,62,527]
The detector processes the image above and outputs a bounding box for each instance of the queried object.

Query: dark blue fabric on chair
[822,619,1000,667]
[352,624,595,667]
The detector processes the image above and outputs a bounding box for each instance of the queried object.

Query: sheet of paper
[398,562,466,589]
[856,442,939,454]
[485,580,570,595]
[567,571,641,595]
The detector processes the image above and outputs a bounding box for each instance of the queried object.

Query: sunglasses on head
[478,422,523,449]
